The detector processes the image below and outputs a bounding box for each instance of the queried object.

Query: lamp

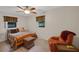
[24,10,30,14]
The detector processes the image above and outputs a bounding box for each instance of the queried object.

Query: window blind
[4,16,18,22]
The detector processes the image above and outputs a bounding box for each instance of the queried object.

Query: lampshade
[24,10,30,14]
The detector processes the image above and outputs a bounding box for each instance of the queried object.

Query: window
[4,16,18,28]
[8,22,16,28]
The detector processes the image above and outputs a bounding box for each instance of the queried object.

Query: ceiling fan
[17,6,37,14]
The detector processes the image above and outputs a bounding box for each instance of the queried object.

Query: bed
[7,28,37,49]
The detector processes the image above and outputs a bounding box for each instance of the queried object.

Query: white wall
[17,16,29,30]
[0,12,29,31]
[27,6,79,40]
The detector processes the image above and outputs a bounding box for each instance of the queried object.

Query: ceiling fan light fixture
[17,6,37,14]
[24,10,30,14]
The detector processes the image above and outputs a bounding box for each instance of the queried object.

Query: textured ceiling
[0,6,61,16]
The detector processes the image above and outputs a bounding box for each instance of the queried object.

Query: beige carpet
[0,41,11,52]
[0,39,50,52]
[14,47,28,52]
[34,39,50,52]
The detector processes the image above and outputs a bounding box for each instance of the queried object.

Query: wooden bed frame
[7,28,37,49]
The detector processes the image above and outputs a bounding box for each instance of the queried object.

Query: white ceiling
[0,6,61,16]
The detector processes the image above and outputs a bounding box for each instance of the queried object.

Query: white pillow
[19,27,25,32]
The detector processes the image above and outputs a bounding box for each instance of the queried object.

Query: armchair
[48,30,76,52]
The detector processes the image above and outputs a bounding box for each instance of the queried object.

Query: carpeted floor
[0,39,50,52]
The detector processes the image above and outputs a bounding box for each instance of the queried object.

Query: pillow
[18,27,25,32]
[9,28,19,33]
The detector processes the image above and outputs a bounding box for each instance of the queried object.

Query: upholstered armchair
[48,30,76,52]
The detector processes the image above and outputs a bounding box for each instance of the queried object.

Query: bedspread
[9,32,37,40]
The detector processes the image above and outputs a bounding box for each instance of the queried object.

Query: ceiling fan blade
[17,6,24,10]
[30,8,37,14]
[30,8,36,10]
[31,12,37,14]
[26,6,29,8]
[23,6,29,10]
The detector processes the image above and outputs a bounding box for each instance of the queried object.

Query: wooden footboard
[10,33,37,49]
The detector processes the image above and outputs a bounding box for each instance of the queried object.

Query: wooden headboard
[8,28,19,34]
